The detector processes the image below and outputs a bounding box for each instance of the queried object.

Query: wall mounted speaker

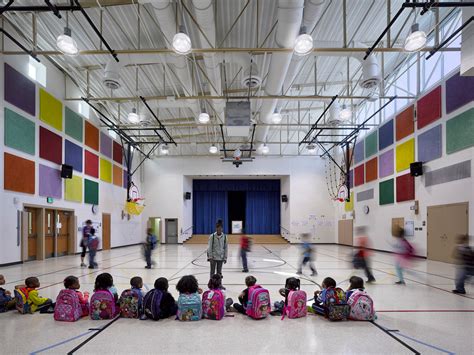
[184,192,192,200]
[60,164,73,179]
[410,162,423,177]
[281,195,288,203]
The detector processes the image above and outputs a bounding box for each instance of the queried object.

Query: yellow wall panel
[39,88,63,131]
[396,138,415,172]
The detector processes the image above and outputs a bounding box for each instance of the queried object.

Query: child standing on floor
[88,228,99,269]
[0,274,16,312]
[233,275,257,314]
[452,234,474,295]
[63,276,90,317]
[240,233,251,273]
[19,277,54,313]
[393,227,414,285]
[353,227,376,283]
[144,228,157,269]
[297,233,317,276]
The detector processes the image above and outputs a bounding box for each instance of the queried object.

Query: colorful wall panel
[396,105,414,141]
[446,108,474,154]
[4,108,35,155]
[379,179,394,205]
[354,164,365,186]
[417,85,442,129]
[396,138,415,172]
[418,124,442,163]
[85,179,99,205]
[113,165,123,187]
[100,132,113,159]
[65,107,83,143]
[113,141,123,165]
[396,173,415,202]
[100,158,112,183]
[39,164,62,199]
[4,153,35,194]
[65,140,83,172]
[85,121,99,151]
[39,89,63,132]
[84,150,99,178]
[65,175,82,203]
[123,170,128,189]
[446,71,474,114]
[354,141,365,164]
[39,127,62,165]
[345,192,354,212]
[4,63,36,116]
[365,157,378,183]
[349,169,353,189]
[425,160,471,187]
[379,119,394,151]
[379,149,394,178]
[365,131,378,158]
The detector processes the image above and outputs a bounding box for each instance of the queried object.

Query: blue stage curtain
[193,179,279,192]
[193,191,228,234]
[245,191,280,234]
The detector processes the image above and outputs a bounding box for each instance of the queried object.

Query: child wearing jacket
[63,276,89,317]
[271,277,300,316]
[0,274,16,312]
[20,277,54,313]
[233,275,257,314]
[153,277,178,319]
[312,277,336,315]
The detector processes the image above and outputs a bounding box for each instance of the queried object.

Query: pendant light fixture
[57,13,78,56]
[160,144,169,155]
[271,109,282,124]
[404,23,427,52]
[307,144,317,154]
[294,26,313,56]
[198,107,210,124]
[261,144,269,155]
[172,25,192,55]
[209,145,218,154]
[339,104,352,120]
[127,107,140,123]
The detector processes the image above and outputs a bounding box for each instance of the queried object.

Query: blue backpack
[143,289,163,320]
[177,293,202,321]
[0,289,12,313]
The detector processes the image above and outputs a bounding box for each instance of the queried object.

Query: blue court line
[30,329,97,355]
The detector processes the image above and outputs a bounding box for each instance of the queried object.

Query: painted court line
[370,321,421,354]
[30,330,97,355]
[67,317,121,354]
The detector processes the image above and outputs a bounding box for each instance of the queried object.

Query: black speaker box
[61,164,73,179]
[184,192,192,200]
[281,195,288,203]
[410,162,423,177]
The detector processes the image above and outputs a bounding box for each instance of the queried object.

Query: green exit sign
[47,197,54,204]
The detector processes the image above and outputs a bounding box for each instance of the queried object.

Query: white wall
[0,53,143,265]
[336,73,474,257]
[142,156,337,243]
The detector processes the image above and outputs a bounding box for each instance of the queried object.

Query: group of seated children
[1,272,374,322]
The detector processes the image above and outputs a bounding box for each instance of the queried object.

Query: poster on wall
[404,220,415,237]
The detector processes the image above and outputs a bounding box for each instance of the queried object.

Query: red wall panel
[417,85,442,129]
[84,150,99,178]
[396,173,415,202]
[354,164,365,186]
[113,141,123,165]
[396,105,415,141]
[39,126,62,165]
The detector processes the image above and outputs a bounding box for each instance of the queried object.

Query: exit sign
[47,197,54,204]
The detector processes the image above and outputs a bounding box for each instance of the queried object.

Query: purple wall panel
[379,149,394,178]
[123,170,129,189]
[418,124,442,163]
[349,169,353,189]
[446,72,474,114]
[65,139,83,172]
[4,63,36,116]
[100,132,112,159]
[39,164,62,199]
[354,141,365,164]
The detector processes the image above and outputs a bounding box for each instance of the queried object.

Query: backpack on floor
[90,290,117,320]
[143,289,163,321]
[14,288,31,314]
[246,285,271,319]
[324,287,350,321]
[202,289,225,320]
[177,293,202,321]
[283,290,307,319]
[119,289,142,319]
[347,290,375,321]
[54,290,82,322]
[0,289,12,313]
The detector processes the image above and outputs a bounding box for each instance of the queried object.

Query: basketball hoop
[337,184,348,202]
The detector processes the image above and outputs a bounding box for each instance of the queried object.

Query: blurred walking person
[452,234,474,294]
[297,233,317,276]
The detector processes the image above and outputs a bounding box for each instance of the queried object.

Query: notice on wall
[404,220,415,237]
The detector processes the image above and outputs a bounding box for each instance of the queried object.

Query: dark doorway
[228,191,246,233]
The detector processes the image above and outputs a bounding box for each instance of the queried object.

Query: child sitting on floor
[176,275,203,321]
[0,274,16,312]
[346,276,365,300]
[207,274,234,312]
[154,277,178,319]
[19,277,54,313]
[312,277,336,315]
[271,277,300,316]
[90,273,119,320]
[131,276,145,297]
[63,276,89,317]
[346,275,375,321]
[233,275,257,314]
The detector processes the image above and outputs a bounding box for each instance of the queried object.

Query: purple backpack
[143,289,163,321]
[246,285,271,319]
[54,290,82,322]
[202,289,225,320]
[90,290,117,320]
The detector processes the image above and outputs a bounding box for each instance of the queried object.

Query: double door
[45,209,71,258]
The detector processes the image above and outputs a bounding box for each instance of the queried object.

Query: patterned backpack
[324,287,350,321]
[143,289,163,321]
[177,293,202,321]
[347,290,375,321]
[202,289,225,320]
[14,288,31,314]
[119,289,142,319]
[283,290,307,319]
[54,290,82,322]
[90,290,117,320]
[246,285,271,319]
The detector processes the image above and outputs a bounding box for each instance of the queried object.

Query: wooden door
[427,203,468,264]
[102,213,111,250]
[57,211,70,256]
[44,209,55,258]
[338,219,353,246]
[24,208,37,260]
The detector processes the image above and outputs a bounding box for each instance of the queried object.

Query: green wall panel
[365,131,378,158]
[446,108,474,154]
[65,107,83,143]
[4,107,35,155]
[84,179,99,205]
[379,178,394,205]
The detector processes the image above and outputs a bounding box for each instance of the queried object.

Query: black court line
[67,316,121,355]
[370,321,421,354]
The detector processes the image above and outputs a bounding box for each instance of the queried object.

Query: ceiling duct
[103,59,121,90]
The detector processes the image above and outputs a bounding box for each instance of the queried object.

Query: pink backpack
[347,290,375,321]
[282,290,307,319]
[246,285,271,319]
[54,290,82,322]
[202,289,225,320]
[90,290,117,320]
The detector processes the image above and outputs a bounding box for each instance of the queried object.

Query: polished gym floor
[1,244,473,354]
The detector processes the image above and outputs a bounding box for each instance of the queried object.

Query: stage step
[184,234,289,244]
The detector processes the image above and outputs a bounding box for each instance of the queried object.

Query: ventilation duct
[103,59,121,90]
